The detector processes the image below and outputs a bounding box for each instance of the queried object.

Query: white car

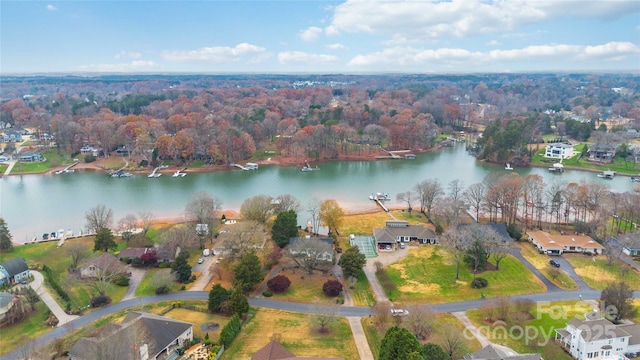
[390,309,410,317]
[197,258,204,264]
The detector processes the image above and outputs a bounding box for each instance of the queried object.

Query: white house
[555,311,640,360]
[545,143,574,159]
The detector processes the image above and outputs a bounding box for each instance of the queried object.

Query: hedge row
[219,315,242,347]
[42,264,70,302]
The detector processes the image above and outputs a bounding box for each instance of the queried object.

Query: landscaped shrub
[42,265,70,302]
[158,262,169,268]
[262,290,273,297]
[471,277,488,289]
[113,276,130,286]
[219,314,242,347]
[322,279,343,297]
[131,257,143,267]
[84,154,96,163]
[156,286,170,294]
[90,295,111,307]
[376,268,397,294]
[267,275,291,293]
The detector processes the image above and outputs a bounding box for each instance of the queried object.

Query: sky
[1,0,639,74]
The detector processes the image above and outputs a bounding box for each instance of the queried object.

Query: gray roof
[618,324,640,346]
[0,258,28,276]
[123,311,193,358]
[464,344,541,360]
[0,292,14,308]
[567,318,631,341]
[458,222,512,243]
[373,224,436,243]
[289,237,333,248]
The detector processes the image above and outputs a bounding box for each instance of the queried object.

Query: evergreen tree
[338,245,366,279]
[0,218,13,251]
[93,227,117,252]
[422,343,448,360]
[208,284,230,313]
[233,250,264,292]
[173,252,192,283]
[230,287,249,316]
[271,210,299,248]
[379,326,423,360]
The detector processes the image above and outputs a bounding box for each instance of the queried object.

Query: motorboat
[369,192,391,201]
[505,163,513,170]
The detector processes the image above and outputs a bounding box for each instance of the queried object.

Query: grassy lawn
[466,300,595,360]
[135,268,183,297]
[566,255,640,290]
[350,269,376,307]
[362,312,481,360]
[267,268,343,305]
[0,302,52,356]
[8,148,70,174]
[531,145,640,175]
[221,308,359,360]
[162,305,231,341]
[382,247,546,304]
[516,242,578,290]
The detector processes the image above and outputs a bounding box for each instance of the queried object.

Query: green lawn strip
[0,164,8,173]
[222,308,358,360]
[516,242,579,290]
[383,247,545,304]
[0,302,52,356]
[135,268,182,297]
[350,269,376,307]
[566,256,640,290]
[361,312,481,360]
[466,300,591,360]
[268,275,337,305]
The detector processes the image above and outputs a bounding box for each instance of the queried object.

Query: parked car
[197,257,204,264]
[390,308,410,317]
[549,259,561,268]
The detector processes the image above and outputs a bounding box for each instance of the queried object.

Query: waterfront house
[555,311,640,360]
[70,311,193,360]
[544,142,574,159]
[374,220,437,251]
[289,237,334,262]
[0,292,17,325]
[0,258,30,286]
[1,131,23,143]
[527,230,604,255]
[80,253,126,279]
[589,144,617,162]
[612,232,640,256]
[18,151,44,162]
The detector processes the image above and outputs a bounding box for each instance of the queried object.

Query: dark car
[549,259,561,268]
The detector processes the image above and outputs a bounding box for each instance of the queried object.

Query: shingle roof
[568,318,631,341]
[0,258,28,276]
[251,340,344,360]
[123,311,192,358]
[0,292,14,308]
[374,224,436,243]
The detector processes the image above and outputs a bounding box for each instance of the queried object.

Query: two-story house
[545,143,574,159]
[0,258,30,286]
[555,311,640,360]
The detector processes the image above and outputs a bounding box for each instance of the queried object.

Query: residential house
[80,144,102,157]
[0,292,17,324]
[527,230,604,255]
[555,311,640,360]
[373,220,437,251]
[463,344,541,360]
[589,144,617,162]
[70,311,193,360]
[18,151,44,162]
[119,245,176,263]
[0,257,30,286]
[116,145,131,156]
[612,232,640,256]
[251,340,344,360]
[80,253,126,279]
[289,237,334,262]
[1,131,23,143]
[544,143,574,159]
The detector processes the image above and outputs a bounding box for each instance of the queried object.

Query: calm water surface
[1,144,635,243]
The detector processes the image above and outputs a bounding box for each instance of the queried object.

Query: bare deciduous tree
[439,324,467,360]
[158,225,198,261]
[138,211,155,234]
[65,241,91,270]
[371,301,392,328]
[404,304,435,340]
[288,237,333,274]
[240,195,274,225]
[85,204,113,234]
[218,220,266,262]
[396,190,416,214]
[185,191,222,225]
[272,193,301,213]
[307,198,322,234]
[309,302,339,333]
[414,178,443,218]
[439,224,470,280]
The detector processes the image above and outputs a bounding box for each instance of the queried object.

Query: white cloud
[299,26,323,42]
[348,41,640,70]
[114,51,142,60]
[77,60,158,72]
[278,51,339,66]
[328,0,639,42]
[46,4,57,11]
[161,43,267,63]
[486,40,500,46]
[326,43,347,50]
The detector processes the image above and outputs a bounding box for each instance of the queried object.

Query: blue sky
[1,0,639,74]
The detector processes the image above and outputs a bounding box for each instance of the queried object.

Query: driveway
[121,267,146,301]
[509,248,561,292]
[28,271,78,325]
[362,246,409,304]
[551,255,592,291]
[188,255,214,291]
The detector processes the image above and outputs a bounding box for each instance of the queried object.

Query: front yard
[380,246,546,303]
[566,255,640,290]
[516,242,579,290]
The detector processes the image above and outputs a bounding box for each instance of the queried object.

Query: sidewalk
[452,311,491,347]
[29,271,78,326]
